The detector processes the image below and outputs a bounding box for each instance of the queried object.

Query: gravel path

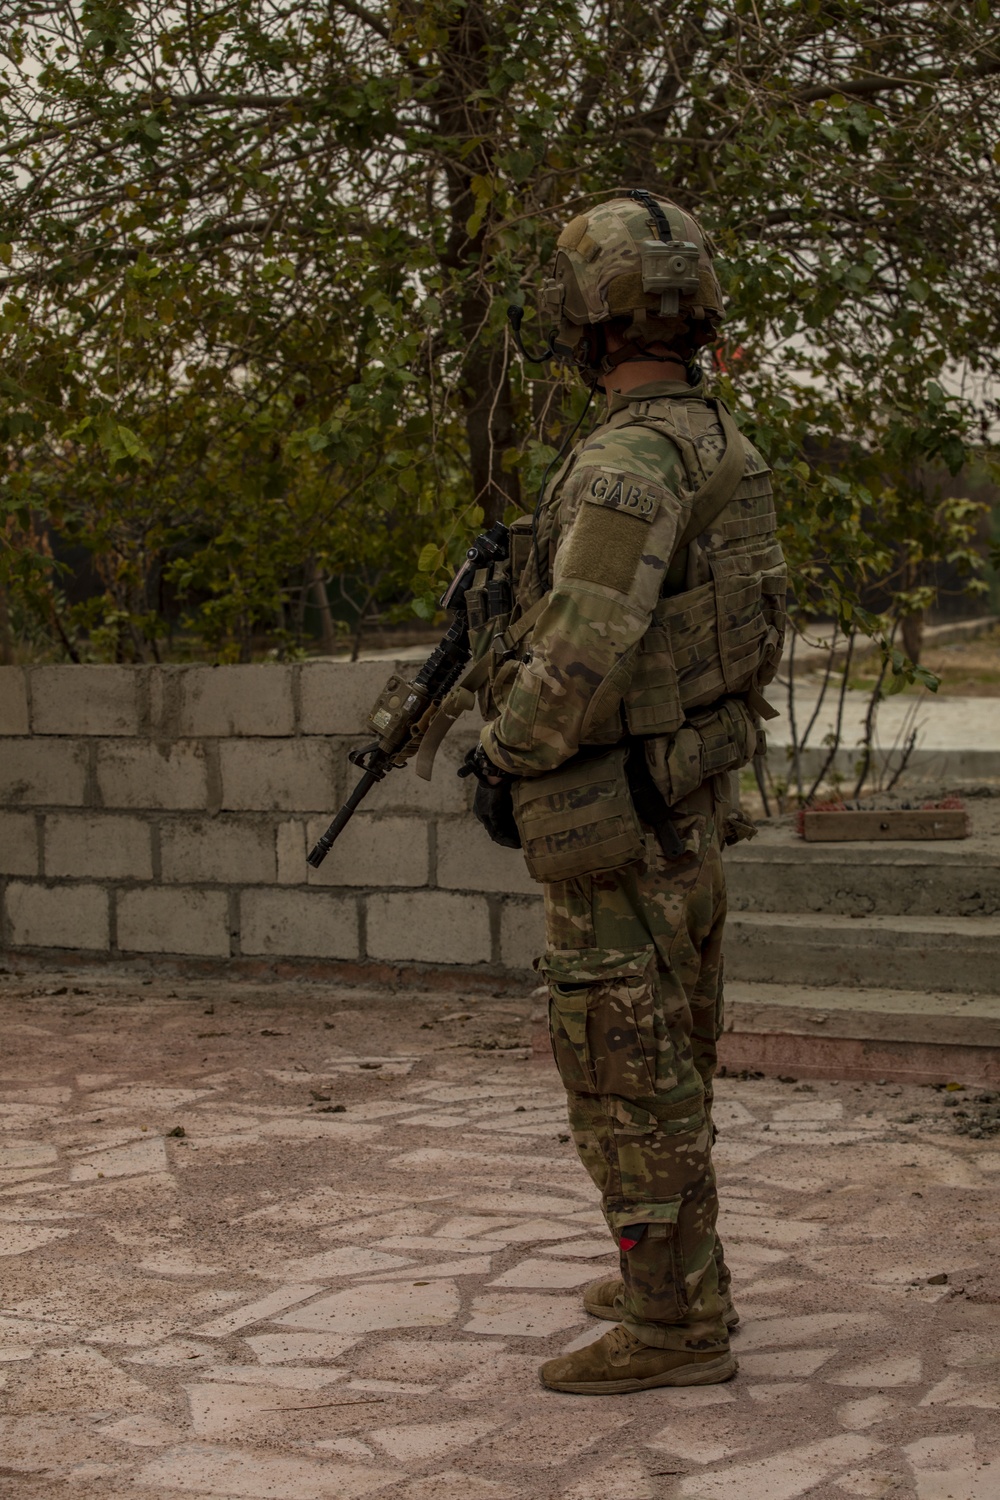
[0,967,998,1499]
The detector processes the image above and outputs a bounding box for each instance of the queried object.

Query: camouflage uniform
[478,378,785,1354]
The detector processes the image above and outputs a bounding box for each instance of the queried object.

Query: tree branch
[336,0,392,42]
[793,55,1000,105]
[160,90,308,111]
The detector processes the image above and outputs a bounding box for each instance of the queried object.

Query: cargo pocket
[489,657,540,749]
[543,947,659,1102]
[606,1197,689,1323]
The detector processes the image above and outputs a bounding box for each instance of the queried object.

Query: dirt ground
[1,966,999,1500]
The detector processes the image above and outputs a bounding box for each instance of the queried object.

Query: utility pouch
[645,698,758,807]
[512,747,646,883]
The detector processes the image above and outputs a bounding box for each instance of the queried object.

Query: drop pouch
[511,746,647,883]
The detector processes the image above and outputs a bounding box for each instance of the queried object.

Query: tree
[2,1,998,661]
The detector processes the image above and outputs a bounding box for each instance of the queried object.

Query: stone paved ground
[1,969,999,1500]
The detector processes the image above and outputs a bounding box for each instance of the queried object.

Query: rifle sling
[413,653,492,782]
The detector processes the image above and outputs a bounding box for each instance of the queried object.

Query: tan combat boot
[539,1323,736,1394]
[583,1275,740,1330]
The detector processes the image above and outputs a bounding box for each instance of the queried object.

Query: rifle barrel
[306,769,381,868]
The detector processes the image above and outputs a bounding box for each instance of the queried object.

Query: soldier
[463,190,787,1394]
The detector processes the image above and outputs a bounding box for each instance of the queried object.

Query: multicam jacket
[472,379,787,780]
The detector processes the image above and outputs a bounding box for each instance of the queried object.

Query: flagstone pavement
[0,968,998,1499]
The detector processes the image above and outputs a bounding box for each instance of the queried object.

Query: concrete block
[219,739,336,812]
[276,820,306,885]
[305,813,429,889]
[96,741,208,810]
[159,818,276,884]
[299,661,407,736]
[499,897,546,971]
[152,665,295,737]
[366,890,490,965]
[0,668,29,734]
[0,813,38,875]
[44,814,153,880]
[117,887,230,957]
[437,819,537,895]
[240,889,359,959]
[0,739,88,807]
[30,665,141,735]
[5,881,109,951]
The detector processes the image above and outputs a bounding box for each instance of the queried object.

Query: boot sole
[585,1298,740,1332]
[542,1350,738,1395]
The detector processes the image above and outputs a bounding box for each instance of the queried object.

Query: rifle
[306,520,509,869]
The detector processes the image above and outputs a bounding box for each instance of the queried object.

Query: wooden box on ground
[801,809,969,842]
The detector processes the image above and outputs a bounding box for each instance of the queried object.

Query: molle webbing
[625,542,786,736]
[596,394,786,737]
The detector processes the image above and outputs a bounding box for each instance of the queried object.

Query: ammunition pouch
[512,747,647,883]
[644,699,759,808]
[511,697,760,884]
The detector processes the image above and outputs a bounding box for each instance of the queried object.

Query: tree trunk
[309,563,337,656]
[460,313,521,525]
[434,2,522,528]
[901,609,924,665]
[0,585,13,664]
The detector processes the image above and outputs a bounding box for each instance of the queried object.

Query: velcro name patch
[584,471,658,522]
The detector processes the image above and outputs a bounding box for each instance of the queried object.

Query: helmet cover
[541,193,724,368]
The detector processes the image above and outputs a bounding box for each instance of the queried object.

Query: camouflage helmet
[541,190,724,371]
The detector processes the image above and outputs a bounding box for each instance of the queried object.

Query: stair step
[725,911,1000,993]
[727,849,1000,918]
[726,826,1000,918]
[725,980,1000,1048]
[720,979,1000,1087]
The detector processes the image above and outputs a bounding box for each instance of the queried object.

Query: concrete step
[726,810,1000,918]
[726,841,1000,918]
[724,911,1000,994]
[719,979,1000,1086]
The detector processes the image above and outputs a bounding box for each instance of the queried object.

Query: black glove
[458,744,505,786]
[458,746,522,848]
[473,780,522,848]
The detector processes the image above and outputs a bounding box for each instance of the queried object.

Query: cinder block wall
[0,665,545,970]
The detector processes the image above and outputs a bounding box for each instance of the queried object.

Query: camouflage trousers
[541,795,730,1352]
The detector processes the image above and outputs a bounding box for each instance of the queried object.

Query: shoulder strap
[606,394,747,548]
[673,398,746,549]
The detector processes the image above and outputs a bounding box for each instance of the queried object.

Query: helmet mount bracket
[639,240,701,317]
[627,187,702,318]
